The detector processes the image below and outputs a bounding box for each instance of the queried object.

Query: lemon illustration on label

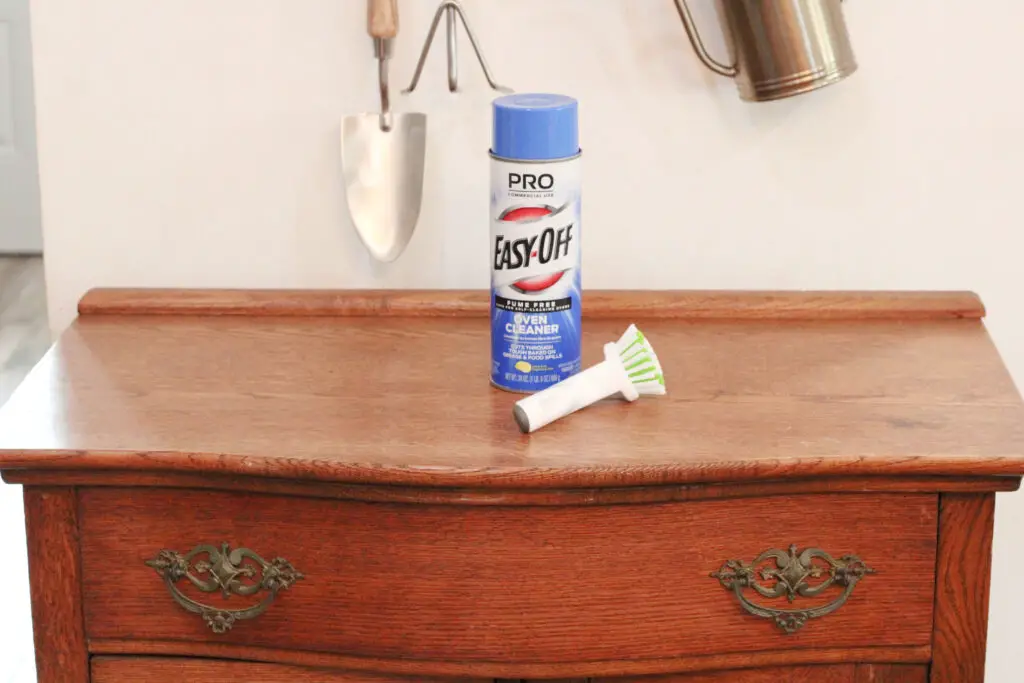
[515,361,532,373]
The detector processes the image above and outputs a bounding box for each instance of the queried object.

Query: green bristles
[615,324,666,395]
[618,329,646,357]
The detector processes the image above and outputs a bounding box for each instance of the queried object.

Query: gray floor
[0,257,50,406]
[0,255,49,683]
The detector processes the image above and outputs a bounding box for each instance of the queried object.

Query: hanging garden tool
[341,0,428,263]
[403,0,512,94]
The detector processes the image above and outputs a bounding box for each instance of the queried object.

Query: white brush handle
[513,344,635,433]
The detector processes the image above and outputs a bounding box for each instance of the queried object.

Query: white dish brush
[513,324,666,433]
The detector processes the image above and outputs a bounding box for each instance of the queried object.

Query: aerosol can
[489,93,582,393]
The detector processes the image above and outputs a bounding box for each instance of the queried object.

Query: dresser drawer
[78,488,937,667]
[91,656,485,682]
[593,664,928,682]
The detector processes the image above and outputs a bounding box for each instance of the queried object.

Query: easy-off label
[490,156,582,392]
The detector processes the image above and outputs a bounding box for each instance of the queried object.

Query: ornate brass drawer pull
[145,543,304,633]
[711,544,875,634]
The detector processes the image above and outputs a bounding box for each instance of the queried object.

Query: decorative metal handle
[711,544,874,634]
[145,543,304,633]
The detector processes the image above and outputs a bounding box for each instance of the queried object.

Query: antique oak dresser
[2,288,1023,683]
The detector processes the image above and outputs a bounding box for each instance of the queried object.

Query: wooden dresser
[2,288,1023,683]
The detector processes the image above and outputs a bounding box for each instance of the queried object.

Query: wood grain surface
[930,493,995,682]
[3,469,1017,504]
[79,488,936,669]
[597,665,857,682]
[91,656,481,682]
[76,287,986,320]
[601,664,927,682]
[2,302,1023,488]
[854,664,928,682]
[87,638,931,680]
[24,487,88,683]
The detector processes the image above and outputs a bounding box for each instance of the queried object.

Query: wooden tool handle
[368,0,398,39]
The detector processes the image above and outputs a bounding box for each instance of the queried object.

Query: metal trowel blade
[341,112,427,262]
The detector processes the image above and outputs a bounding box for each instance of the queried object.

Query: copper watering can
[672,0,857,102]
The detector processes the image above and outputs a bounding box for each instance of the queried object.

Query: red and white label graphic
[491,157,580,295]
[494,205,575,292]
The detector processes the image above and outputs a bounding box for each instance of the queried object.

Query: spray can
[490,93,582,392]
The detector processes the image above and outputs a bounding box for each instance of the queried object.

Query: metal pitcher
[672,0,857,102]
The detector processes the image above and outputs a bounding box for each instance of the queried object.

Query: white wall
[26,0,1024,678]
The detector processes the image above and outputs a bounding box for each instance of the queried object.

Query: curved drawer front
[92,656,486,682]
[78,488,937,665]
[593,664,928,682]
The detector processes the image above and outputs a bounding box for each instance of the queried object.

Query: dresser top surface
[1,288,1023,488]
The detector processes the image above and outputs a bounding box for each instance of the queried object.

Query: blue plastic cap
[491,93,579,161]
